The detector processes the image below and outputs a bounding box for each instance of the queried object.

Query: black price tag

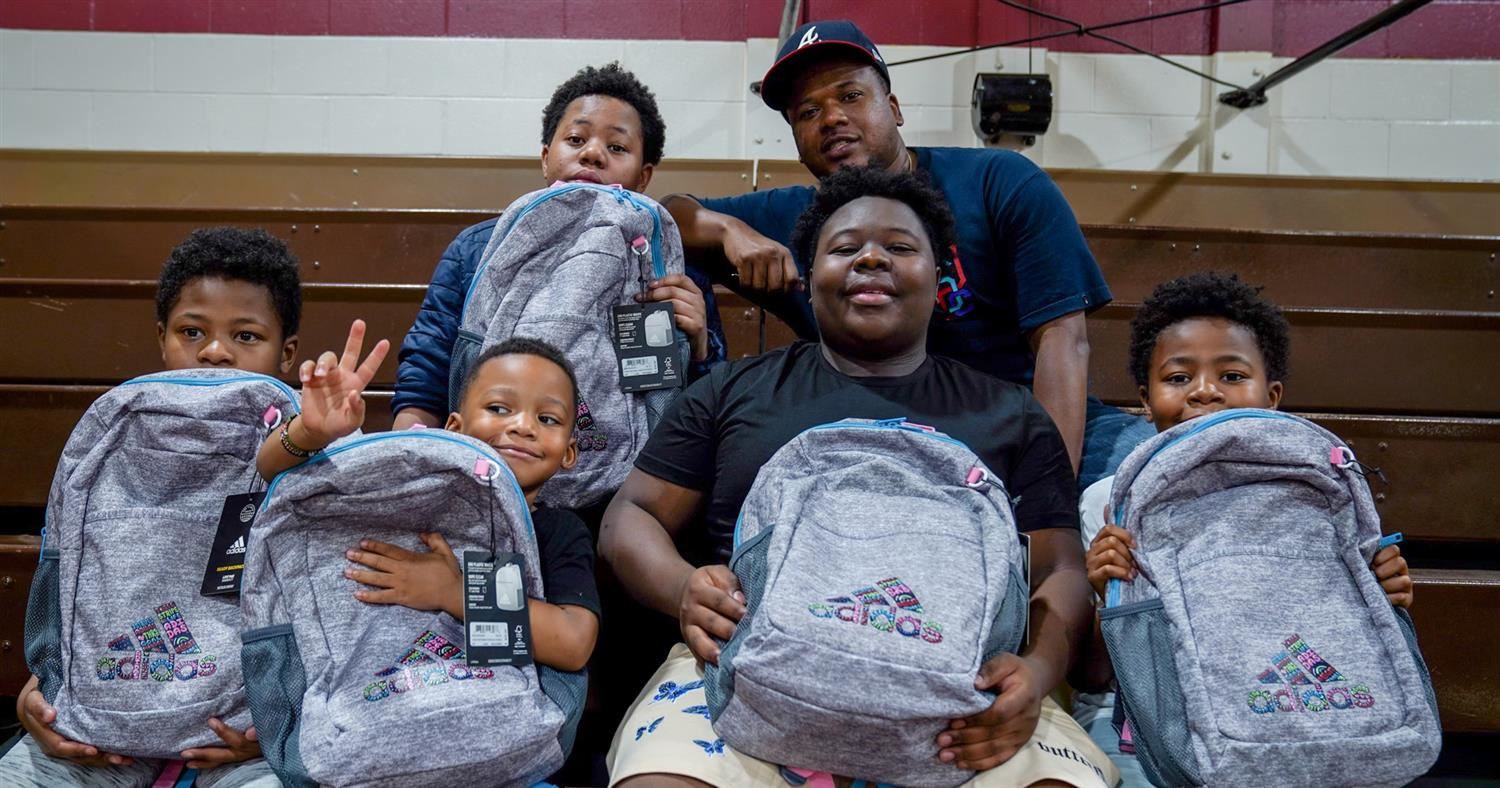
[462,550,533,668]
[611,301,685,393]
[200,492,264,597]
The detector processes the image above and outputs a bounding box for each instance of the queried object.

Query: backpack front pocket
[735,493,995,728]
[309,614,565,787]
[1176,548,1406,746]
[59,506,246,754]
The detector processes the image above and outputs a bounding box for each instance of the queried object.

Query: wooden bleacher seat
[1,152,1495,738]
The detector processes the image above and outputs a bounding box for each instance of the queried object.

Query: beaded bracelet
[280,415,312,458]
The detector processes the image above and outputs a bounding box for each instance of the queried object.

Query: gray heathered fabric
[705,419,1028,788]
[0,733,281,788]
[1103,409,1442,788]
[451,183,688,509]
[239,430,569,788]
[25,369,296,758]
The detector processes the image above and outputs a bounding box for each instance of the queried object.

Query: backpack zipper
[262,431,538,544]
[731,418,993,549]
[459,183,667,318]
[120,372,302,409]
[1105,409,1308,608]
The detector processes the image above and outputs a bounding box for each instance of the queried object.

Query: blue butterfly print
[634,716,664,741]
[682,704,712,719]
[651,679,705,703]
[692,738,726,756]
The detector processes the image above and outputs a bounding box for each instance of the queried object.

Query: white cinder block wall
[2,29,1498,180]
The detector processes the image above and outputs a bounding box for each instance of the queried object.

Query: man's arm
[662,194,801,293]
[1021,527,1094,690]
[601,469,746,663]
[1029,310,1089,473]
[599,469,706,619]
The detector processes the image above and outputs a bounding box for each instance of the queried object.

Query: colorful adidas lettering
[362,629,497,702]
[95,601,218,682]
[807,577,944,644]
[575,397,608,452]
[1246,634,1375,714]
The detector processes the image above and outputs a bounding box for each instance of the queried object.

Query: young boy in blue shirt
[4,227,298,787]
[1073,272,1413,786]
[392,63,726,431]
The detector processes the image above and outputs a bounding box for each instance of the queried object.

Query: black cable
[884,0,1255,77]
[993,0,1247,90]
[1086,31,1246,90]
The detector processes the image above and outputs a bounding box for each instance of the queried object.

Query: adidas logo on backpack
[94,601,219,683]
[1101,409,1441,788]
[362,629,499,703]
[238,430,585,788]
[808,576,946,644]
[449,183,690,508]
[26,368,295,758]
[1246,634,1376,715]
[705,418,1028,788]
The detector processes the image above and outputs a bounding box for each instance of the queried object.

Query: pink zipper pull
[473,458,498,481]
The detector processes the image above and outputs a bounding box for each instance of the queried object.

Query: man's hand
[181,719,260,769]
[637,274,712,362]
[1373,545,1413,608]
[346,533,464,620]
[296,319,391,447]
[678,565,745,664]
[1085,524,1137,599]
[721,219,802,294]
[937,653,1045,770]
[17,678,132,768]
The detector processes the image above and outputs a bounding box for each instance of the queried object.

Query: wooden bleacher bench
[2,152,1496,739]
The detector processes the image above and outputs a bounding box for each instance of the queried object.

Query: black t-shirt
[532,507,600,616]
[636,341,1079,563]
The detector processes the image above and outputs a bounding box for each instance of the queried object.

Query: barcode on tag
[469,621,509,648]
[621,356,659,377]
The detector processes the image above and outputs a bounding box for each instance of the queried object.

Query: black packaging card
[200,492,264,597]
[462,550,533,668]
[611,301,685,393]
[1018,531,1031,648]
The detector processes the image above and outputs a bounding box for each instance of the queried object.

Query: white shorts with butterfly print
[606,643,1119,788]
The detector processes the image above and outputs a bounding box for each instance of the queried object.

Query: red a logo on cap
[799,27,820,49]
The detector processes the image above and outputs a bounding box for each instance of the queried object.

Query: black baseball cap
[758,20,890,112]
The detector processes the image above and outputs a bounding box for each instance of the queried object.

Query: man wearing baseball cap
[664,19,1151,495]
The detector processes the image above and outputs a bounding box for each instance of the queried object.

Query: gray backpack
[1101,409,1442,788]
[25,368,297,758]
[238,429,584,788]
[704,418,1029,788]
[450,183,689,509]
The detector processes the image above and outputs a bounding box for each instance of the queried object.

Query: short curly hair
[541,63,666,166]
[789,166,957,270]
[459,337,580,428]
[1128,271,1290,387]
[156,227,301,339]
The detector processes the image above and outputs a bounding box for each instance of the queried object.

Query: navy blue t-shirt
[697,147,1110,383]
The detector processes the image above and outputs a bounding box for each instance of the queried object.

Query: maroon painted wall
[1,0,1496,58]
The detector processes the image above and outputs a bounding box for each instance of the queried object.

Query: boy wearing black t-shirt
[601,168,1115,787]
[257,329,600,672]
